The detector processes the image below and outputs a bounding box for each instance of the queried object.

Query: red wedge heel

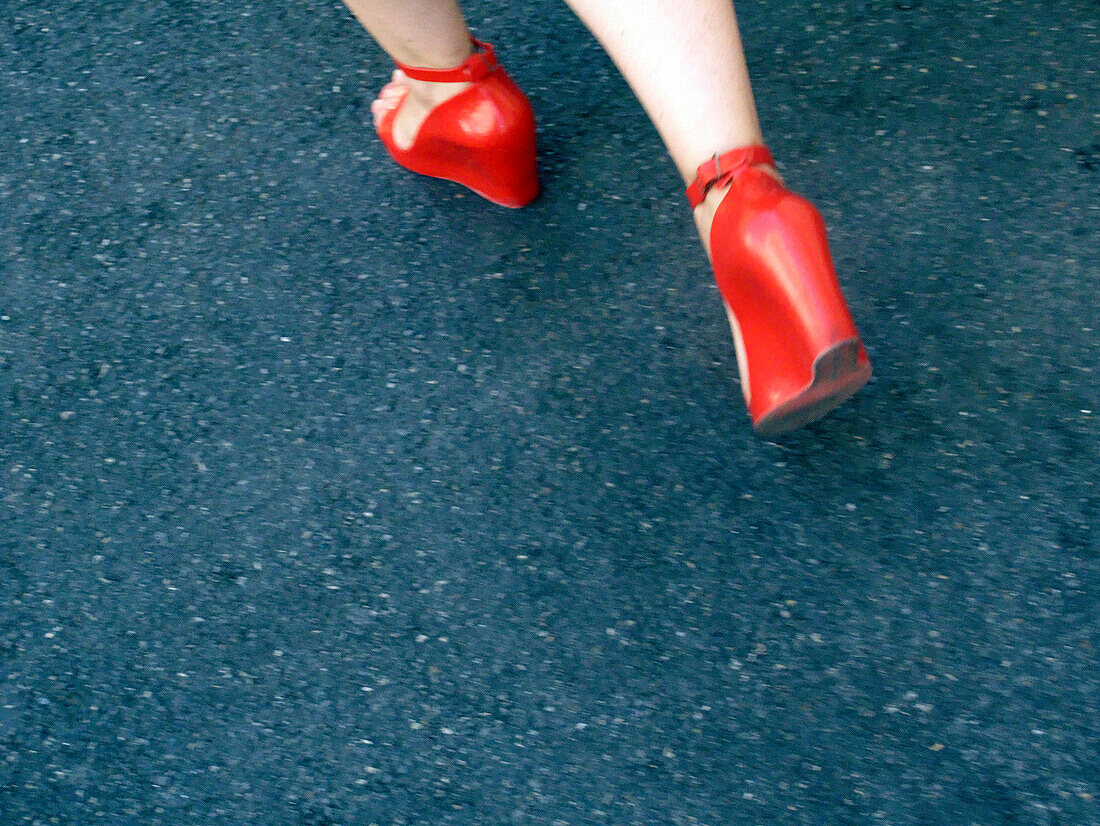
[688,147,871,435]
[376,38,539,208]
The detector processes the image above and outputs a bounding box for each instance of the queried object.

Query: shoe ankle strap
[686,145,775,208]
[394,37,499,83]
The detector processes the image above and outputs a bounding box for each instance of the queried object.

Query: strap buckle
[685,146,775,208]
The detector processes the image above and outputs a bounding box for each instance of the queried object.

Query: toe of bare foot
[371,72,409,130]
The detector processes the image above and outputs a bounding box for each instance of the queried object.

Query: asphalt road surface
[1,1,1097,823]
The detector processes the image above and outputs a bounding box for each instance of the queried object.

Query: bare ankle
[692,183,730,254]
[407,77,473,107]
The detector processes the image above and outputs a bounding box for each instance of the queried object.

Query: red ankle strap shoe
[376,38,539,208]
[689,146,872,435]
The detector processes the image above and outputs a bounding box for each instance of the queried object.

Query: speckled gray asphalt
[2,1,1097,824]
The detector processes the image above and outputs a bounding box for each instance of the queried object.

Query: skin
[339,0,780,251]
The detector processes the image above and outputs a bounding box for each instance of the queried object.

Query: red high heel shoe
[688,146,872,435]
[376,38,539,208]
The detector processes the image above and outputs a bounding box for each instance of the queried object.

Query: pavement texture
[1,0,1098,824]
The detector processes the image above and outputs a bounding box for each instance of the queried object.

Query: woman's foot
[685,147,870,434]
[371,39,540,208]
[370,69,472,151]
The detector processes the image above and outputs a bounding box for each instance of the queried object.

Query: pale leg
[340,0,475,150]
[563,0,773,248]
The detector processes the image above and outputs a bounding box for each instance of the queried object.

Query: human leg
[340,0,474,150]
[565,0,870,432]
[562,0,768,241]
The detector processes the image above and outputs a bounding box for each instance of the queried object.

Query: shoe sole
[752,339,872,436]
[724,301,869,435]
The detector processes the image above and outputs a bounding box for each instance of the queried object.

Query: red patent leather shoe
[688,146,872,435]
[376,38,539,208]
